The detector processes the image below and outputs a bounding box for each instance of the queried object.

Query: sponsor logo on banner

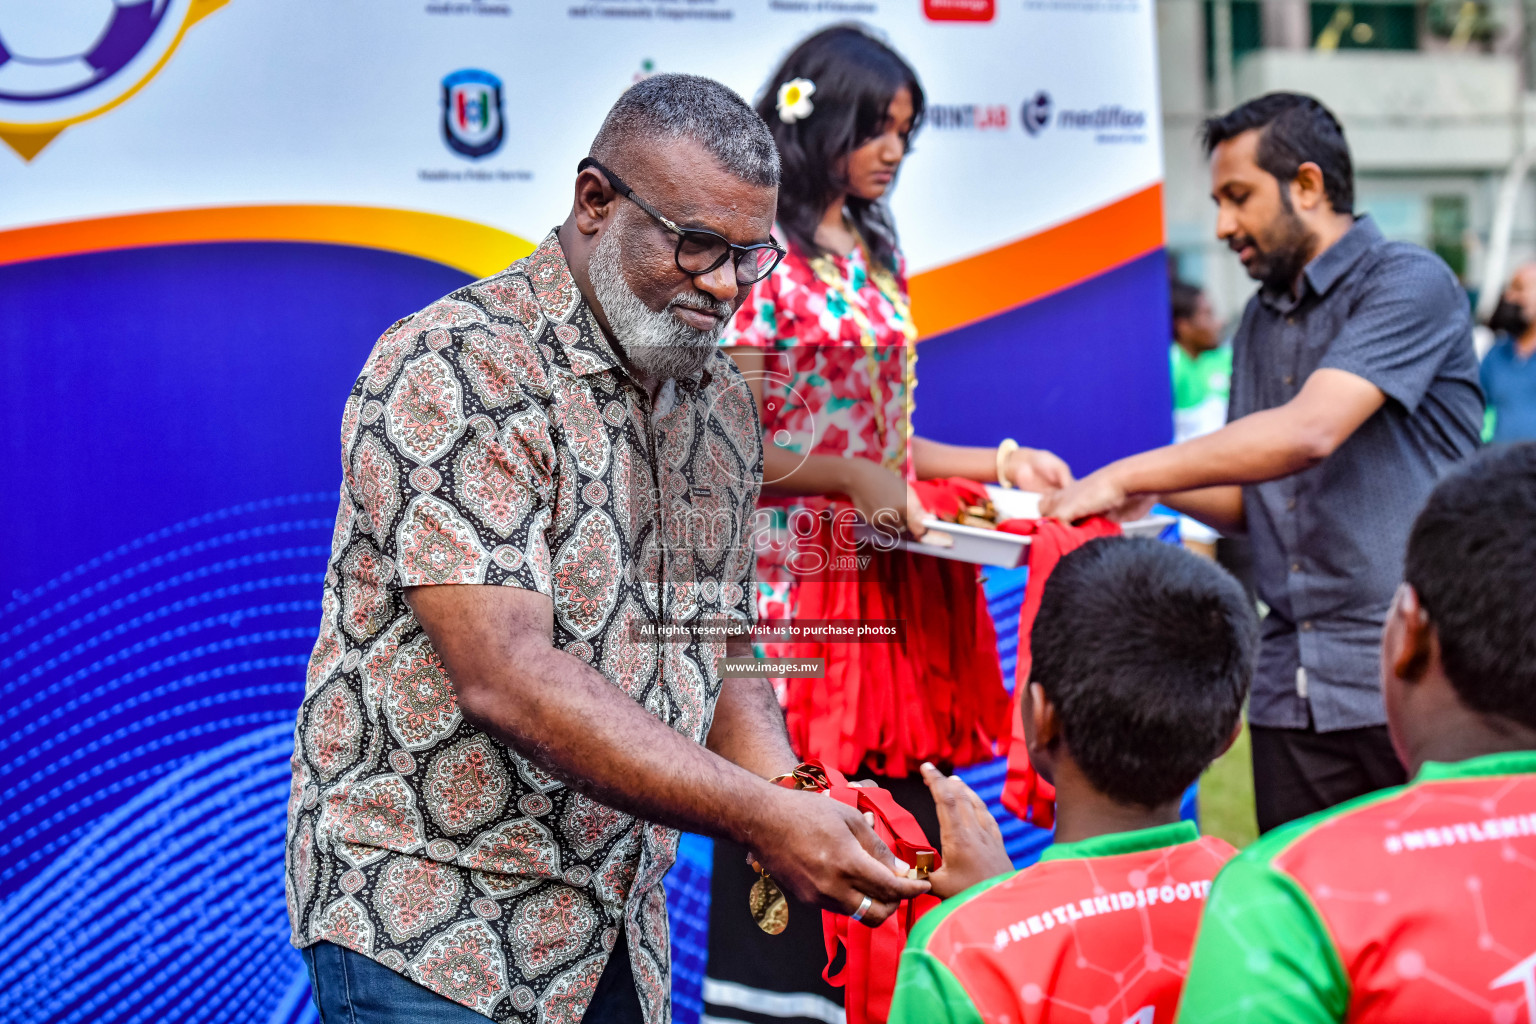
[441,69,504,159]
[1021,90,1147,144]
[924,0,995,20]
[0,0,228,161]
[929,103,1009,131]
[1021,91,1052,135]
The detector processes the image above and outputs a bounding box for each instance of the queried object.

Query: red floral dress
[724,241,1010,776]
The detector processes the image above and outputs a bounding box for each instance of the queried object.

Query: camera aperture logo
[441,68,504,159]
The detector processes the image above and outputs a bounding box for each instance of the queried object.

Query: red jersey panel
[916,834,1235,1024]
[1275,772,1536,1023]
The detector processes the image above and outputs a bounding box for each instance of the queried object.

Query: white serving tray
[856,486,1174,569]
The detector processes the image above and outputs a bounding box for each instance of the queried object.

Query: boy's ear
[1215,718,1243,760]
[1028,683,1061,748]
[1388,583,1436,685]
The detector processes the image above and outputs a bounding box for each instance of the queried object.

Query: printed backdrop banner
[0,2,1168,1023]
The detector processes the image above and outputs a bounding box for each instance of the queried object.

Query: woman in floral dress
[703,26,1074,1023]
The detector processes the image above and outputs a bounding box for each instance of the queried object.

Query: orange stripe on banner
[0,206,535,279]
[908,184,1164,338]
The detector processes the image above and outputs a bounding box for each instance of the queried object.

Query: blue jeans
[303,936,642,1023]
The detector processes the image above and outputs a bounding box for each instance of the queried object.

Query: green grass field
[1197,718,1259,848]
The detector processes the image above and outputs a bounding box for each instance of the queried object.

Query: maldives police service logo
[0,0,227,161]
[441,69,504,160]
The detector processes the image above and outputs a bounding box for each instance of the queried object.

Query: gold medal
[749,871,789,935]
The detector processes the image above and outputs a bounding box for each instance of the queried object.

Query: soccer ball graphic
[0,0,172,103]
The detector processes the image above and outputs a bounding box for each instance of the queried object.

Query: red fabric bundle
[783,503,1012,777]
[994,516,1122,826]
[776,761,941,1024]
[907,477,990,524]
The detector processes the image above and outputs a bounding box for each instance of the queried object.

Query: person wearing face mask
[1042,93,1484,835]
[1483,264,1536,442]
[704,26,1072,1024]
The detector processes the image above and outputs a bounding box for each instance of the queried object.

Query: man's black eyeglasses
[578,157,785,286]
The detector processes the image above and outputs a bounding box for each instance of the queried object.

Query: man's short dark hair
[591,73,779,188]
[1202,92,1354,215]
[1405,443,1536,730]
[1170,279,1202,333]
[1031,537,1258,808]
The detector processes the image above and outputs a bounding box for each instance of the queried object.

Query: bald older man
[285,75,926,1024]
[1485,263,1536,442]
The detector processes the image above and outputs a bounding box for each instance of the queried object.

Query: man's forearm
[413,589,784,848]
[1162,486,1246,535]
[475,641,783,846]
[706,636,798,779]
[707,677,797,778]
[1112,407,1327,497]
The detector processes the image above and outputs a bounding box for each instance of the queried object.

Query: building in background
[1160,0,1536,326]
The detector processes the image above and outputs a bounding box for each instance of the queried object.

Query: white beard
[588,218,730,384]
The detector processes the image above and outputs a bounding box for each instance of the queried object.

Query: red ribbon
[994,516,1122,827]
[774,762,942,1024]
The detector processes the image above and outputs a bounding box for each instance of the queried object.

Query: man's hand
[1005,446,1074,492]
[751,787,930,927]
[921,762,1013,898]
[1039,467,1157,524]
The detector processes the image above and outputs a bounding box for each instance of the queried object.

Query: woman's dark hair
[1202,92,1354,215]
[755,25,925,271]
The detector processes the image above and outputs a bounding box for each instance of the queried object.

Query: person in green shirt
[890,537,1259,1024]
[1177,442,1536,1024]
[1169,280,1232,557]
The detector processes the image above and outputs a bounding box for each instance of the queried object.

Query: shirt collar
[1415,750,1536,783]
[1038,820,1201,863]
[531,229,715,390]
[1258,214,1381,309]
[1303,214,1381,297]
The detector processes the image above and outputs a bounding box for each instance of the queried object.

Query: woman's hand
[844,460,928,539]
[1005,446,1074,492]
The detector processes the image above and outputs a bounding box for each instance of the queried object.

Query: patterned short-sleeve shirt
[285,230,762,1024]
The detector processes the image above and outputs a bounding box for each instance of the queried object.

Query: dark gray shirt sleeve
[1316,249,1469,414]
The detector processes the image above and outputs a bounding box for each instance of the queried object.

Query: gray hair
[590,73,779,188]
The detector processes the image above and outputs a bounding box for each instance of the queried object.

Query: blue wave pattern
[0,498,1158,1024]
[0,496,332,1024]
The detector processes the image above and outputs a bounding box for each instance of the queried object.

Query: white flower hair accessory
[776,78,816,124]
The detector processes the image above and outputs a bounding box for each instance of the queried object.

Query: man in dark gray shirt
[1043,93,1483,831]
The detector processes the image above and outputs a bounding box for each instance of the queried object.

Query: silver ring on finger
[850,895,873,924]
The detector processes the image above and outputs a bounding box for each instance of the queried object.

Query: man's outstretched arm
[1041,368,1385,524]
[407,583,928,924]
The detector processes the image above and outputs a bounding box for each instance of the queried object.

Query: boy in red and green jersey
[889,536,1260,1024]
[1177,442,1536,1024]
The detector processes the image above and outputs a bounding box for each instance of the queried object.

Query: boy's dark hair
[1170,279,1202,334]
[1031,537,1258,808]
[1202,92,1354,215]
[1405,443,1536,730]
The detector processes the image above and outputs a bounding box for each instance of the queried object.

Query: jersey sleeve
[888,948,986,1024]
[1175,853,1350,1024]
